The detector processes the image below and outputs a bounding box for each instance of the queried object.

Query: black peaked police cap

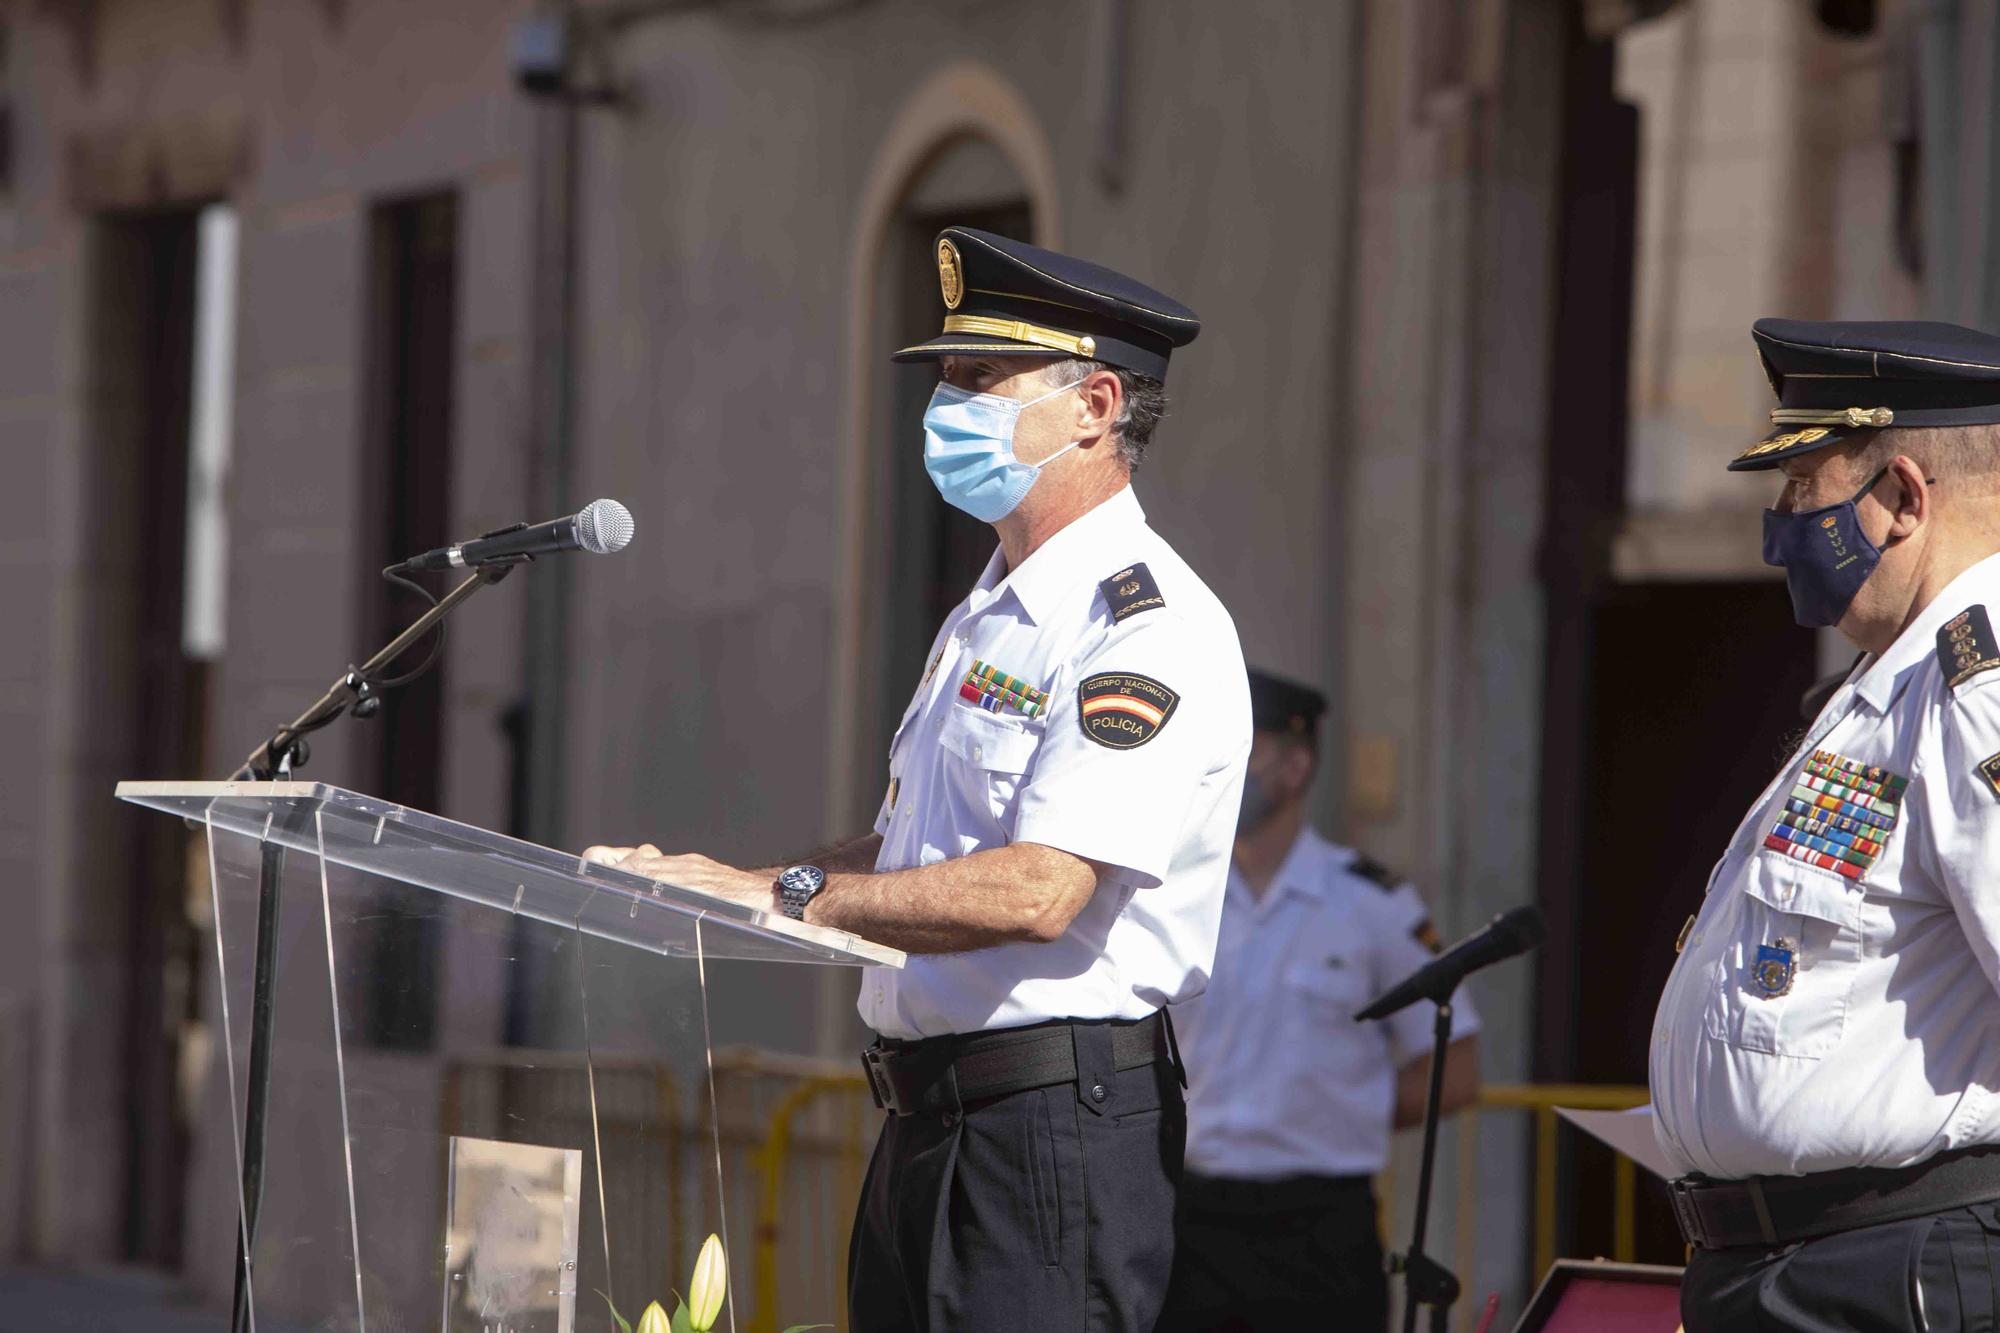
[893,227,1200,383]
[1247,667,1327,737]
[1731,318,2000,471]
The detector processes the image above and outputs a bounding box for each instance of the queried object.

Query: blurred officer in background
[1161,667,1480,1333]
[591,227,1249,1333]
[1653,320,2000,1330]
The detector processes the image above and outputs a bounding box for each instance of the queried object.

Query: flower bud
[688,1233,727,1332]
[635,1300,670,1333]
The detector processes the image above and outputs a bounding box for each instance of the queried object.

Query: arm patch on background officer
[1937,605,2000,689]
[1350,853,1401,891]
[1981,752,2000,804]
[1412,919,1443,954]
[1078,672,1180,748]
[1099,563,1166,624]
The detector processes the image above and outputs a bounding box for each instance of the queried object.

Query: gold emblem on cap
[938,238,964,310]
[1736,426,1831,461]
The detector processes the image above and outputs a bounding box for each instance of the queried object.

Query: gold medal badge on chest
[1750,937,1798,999]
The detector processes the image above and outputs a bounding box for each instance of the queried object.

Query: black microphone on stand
[393,497,635,572]
[1357,903,1545,1333]
[1356,905,1547,1021]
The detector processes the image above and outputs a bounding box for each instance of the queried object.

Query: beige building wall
[1614,0,1920,582]
[1,0,536,1268]
[0,0,1384,1297]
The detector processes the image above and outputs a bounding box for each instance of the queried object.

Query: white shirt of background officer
[1195,726,1480,1142]
[585,356,1177,954]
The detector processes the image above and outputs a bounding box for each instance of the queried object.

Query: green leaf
[670,1294,693,1333]
[596,1290,633,1333]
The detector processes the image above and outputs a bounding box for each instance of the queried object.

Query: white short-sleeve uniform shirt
[1175,827,1482,1179]
[859,486,1252,1040]
[1651,553,2000,1180]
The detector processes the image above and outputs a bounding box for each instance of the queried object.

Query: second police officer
[1655,319,2000,1329]
[1163,668,1482,1333]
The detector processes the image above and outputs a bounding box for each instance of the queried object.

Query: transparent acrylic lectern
[116,780,902,1333]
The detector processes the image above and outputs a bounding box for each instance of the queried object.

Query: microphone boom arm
[232,560,522,780]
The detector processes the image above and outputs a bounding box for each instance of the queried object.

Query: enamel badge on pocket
[1751,938,1797,999]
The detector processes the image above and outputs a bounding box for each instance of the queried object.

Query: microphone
[395,499,635,572]
[1354,905,1545,1022]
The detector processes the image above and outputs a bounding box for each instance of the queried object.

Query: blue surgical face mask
[1760,466,1893,628]
[922,378,1083,523]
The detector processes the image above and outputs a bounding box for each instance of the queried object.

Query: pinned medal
[1750,937,1797,999]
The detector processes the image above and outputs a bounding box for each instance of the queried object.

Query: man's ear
[1885,454,1931,539]
[1076,369,1122,441]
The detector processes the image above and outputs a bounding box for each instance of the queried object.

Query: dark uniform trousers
[1683,1203,2000,1331]
[1158,1172,1386,1333]
[847,1054,1185,1332]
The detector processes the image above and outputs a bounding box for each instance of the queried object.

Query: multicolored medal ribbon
[959,660,1049,718]
[1762,749,1908,880]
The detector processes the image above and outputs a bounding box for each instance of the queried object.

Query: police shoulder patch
[1349,853,1402,892]
[1937,604,2000,690]
[1412,919,1443,954]
[1079,671,1180,749]
[1099,563,1166,624]
[1980,751,2000,805]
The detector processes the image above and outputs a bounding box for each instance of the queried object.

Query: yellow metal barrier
[1458,1083,1650,1282]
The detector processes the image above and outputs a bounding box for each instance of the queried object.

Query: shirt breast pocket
[1706,855,1863,1059]
[937,703,1043,821]
[1286,954,1369,1016]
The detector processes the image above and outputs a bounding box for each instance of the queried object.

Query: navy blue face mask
[1760,466,1895,628]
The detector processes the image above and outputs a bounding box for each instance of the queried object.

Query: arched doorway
[875,140,1035,733]
[825,66,1062,840]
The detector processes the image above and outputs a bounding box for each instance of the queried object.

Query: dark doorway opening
[87,207,205,1267]
[881,198,1034,700]
[1533,17,1821,1266]
[354,189,460,1051]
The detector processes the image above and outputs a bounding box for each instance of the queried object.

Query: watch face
[779,865,825,897]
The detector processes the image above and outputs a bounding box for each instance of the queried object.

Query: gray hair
[1040,358,1169,473]
[1851,424,2000,497]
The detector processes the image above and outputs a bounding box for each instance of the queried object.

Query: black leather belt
[1670,1144,2000,1249]
[862,1012,1175,1116]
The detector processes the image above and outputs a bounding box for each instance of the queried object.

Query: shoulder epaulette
[1349,853,1402,892]
[1937,604,2000,690]
[1099,562,1165,624]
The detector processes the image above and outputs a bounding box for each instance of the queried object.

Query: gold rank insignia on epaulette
[1099,563,1165,623]
[1937,604,2000,689]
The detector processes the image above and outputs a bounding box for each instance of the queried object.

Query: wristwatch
[775,864,827,921]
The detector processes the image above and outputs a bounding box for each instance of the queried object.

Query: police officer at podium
[588,227,1249,1332]
[1652,319,2000,1329]
[1162,667,1481,1333]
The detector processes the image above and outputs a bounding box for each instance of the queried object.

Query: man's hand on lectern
[582,843,777,912]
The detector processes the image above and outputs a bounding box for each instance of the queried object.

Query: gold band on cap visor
[941,314,1097,358]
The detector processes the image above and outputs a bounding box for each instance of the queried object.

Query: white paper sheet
[1555,1103,1678,1181]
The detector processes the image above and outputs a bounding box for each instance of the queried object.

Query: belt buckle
[861,1046,901,1115]
[1669,1177,1707,1249]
